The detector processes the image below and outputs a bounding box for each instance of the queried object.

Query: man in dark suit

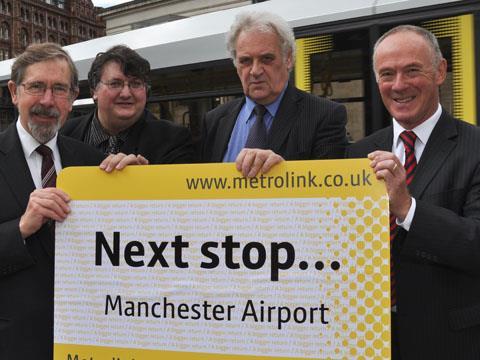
[201,11,347,176]
[61,45,194,164]
[347,25,480,359]
[0,43,147,359]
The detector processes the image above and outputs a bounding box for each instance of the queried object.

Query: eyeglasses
[21,81,72,98]
[99,79,146,91]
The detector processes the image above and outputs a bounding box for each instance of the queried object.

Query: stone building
[0,0,105,60]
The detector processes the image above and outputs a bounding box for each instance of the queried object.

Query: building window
[20,28,28,47]
[60,38,67,46]
[34,31,42,43]
[52,18,57,29]
[34,12,39,24]
[48,35,56,43]
[21,8,29,22]
[6,2,10,14]
[1,22,9,40]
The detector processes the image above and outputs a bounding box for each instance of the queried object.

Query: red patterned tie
[390,130,417,307]
[35,144,57,188]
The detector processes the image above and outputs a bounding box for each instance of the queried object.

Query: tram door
[295,31,370,142]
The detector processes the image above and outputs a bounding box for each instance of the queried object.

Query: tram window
[437,37,453,115]
[150,61,240,97]
[311,48,366,142]
[147,61,243,141]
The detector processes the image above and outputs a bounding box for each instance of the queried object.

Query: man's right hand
[19,188,71,239]
[235,148,284,178]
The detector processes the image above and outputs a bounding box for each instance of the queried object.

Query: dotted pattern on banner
[55,196,390,359]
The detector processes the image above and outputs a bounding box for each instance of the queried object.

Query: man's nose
[39,88,55,105]
[391,73,408,91]
[118,82,133,97]
[250,59,263,76]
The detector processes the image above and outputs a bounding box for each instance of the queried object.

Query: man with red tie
[0,43,147,359]
[347,25,480,359]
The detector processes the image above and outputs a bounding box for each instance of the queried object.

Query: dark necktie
[244,104,267,149]
[106,136,121,154]
[390,130,417,307]
[35,144,57,188]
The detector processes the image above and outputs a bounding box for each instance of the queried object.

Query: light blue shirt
[222,84,288,162]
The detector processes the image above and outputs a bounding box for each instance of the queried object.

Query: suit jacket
[0,123,105,360]
[347,111,480,359]
[61,109,194,164]
[201,84,347,161]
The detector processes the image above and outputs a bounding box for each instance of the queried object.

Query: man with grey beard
[0,43,147,360]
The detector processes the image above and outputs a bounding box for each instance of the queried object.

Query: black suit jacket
[0,123,105,360]
[61,109,194,164]
[347,111,480,359]
[201,84,347,161]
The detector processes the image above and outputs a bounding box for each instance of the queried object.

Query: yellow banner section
[55,344,311,360]
[57,159,383,200]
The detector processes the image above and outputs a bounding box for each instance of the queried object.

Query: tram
[0,0,478,142]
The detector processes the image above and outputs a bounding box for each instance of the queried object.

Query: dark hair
[87,45,150,89]
[11,42,78,91]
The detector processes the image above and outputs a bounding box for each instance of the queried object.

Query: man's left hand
[368,150,412,221]
[100,153,149,172]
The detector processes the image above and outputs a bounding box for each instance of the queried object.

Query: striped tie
[390,130,417,308]
[400,131,418,185]
[35,144,57,188]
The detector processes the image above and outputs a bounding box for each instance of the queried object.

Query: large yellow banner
[54,159,391,360]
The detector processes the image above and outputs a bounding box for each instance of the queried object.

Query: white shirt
[16,119,62,189]
[392,104,442,230]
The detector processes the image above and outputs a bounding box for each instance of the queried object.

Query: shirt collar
[244,81,289,122]
[16,117,58,158]
[393,104,442,148]
[89,111,130,147]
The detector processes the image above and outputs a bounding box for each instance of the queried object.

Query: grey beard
[28,119,60,144]
[27,104,61,143]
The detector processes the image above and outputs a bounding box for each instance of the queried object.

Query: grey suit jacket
[347,111,480,359]
[0,123,105,360]
[201,84,348,162]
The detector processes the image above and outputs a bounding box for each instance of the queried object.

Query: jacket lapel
[0,124,35,210]
[0,124,57,259]
[121,110,146,155]
[268,84,298,153]
[409,111,457,198]
[211,98,244,161]
[374,126,394,152]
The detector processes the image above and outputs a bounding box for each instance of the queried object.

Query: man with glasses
[61,45,194,164]
[0,42,147,359]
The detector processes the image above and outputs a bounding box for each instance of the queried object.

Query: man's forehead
[23,58,71,80]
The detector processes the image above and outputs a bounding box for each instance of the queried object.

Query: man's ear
[285,51,293,72]
[7,80,18,105]
[68,87,80,112]
[435,58,447,86]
